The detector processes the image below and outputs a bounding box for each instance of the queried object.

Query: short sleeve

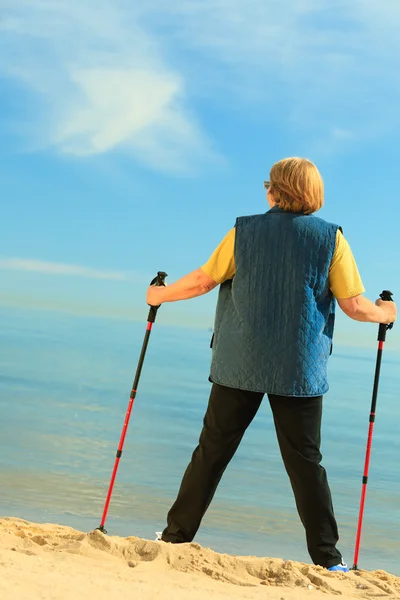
[329,230,365,299]
[201,228,236,284]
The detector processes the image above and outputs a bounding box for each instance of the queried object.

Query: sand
[0,517,399,600]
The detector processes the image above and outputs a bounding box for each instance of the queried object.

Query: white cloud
[331,128,355,141]
[0,0,217,172]
[56,68,180,155]
[0,258,128,281]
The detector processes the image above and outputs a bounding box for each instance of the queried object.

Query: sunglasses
[264,180,271,190]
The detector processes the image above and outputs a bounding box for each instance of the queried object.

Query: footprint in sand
[11,547,37,556]
[32,535,48,546]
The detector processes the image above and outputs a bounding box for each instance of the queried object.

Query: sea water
[0,307,399,575]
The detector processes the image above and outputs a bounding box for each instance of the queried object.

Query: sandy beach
[1,517,399,600]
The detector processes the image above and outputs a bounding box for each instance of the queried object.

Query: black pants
[162,383,342,568]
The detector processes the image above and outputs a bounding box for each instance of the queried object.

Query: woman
[146,157,396,572]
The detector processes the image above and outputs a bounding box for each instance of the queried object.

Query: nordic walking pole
[352,289,394,570]
[97,271,168,534]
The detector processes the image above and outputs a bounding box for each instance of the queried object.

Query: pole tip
[95,526,107,535]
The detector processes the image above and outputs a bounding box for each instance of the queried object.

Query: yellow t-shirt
[201,228,365,299]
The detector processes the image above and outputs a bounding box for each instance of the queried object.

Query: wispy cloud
[0,258,128,281]
[0,0,218,172]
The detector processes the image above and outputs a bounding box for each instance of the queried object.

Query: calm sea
[0,307,399,575]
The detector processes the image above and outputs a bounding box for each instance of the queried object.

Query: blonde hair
[269,157,324,214]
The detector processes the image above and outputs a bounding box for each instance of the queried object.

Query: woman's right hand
[375,299,397,324]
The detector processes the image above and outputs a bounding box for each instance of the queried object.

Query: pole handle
[150,271,168,287]
[380,290,393,302]
[147,271,168,322]
[378,290,394,341]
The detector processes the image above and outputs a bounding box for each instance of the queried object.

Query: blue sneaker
[328,562,349,573]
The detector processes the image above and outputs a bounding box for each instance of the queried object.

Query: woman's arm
[146,268,218,306]
[337,295,396,324]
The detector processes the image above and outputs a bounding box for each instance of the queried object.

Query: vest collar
[267,205,285,214]
[267,205,306,216]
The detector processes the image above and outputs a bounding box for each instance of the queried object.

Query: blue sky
[1,0,399,348]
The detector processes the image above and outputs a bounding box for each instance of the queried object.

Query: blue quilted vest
[209,206,339,397]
